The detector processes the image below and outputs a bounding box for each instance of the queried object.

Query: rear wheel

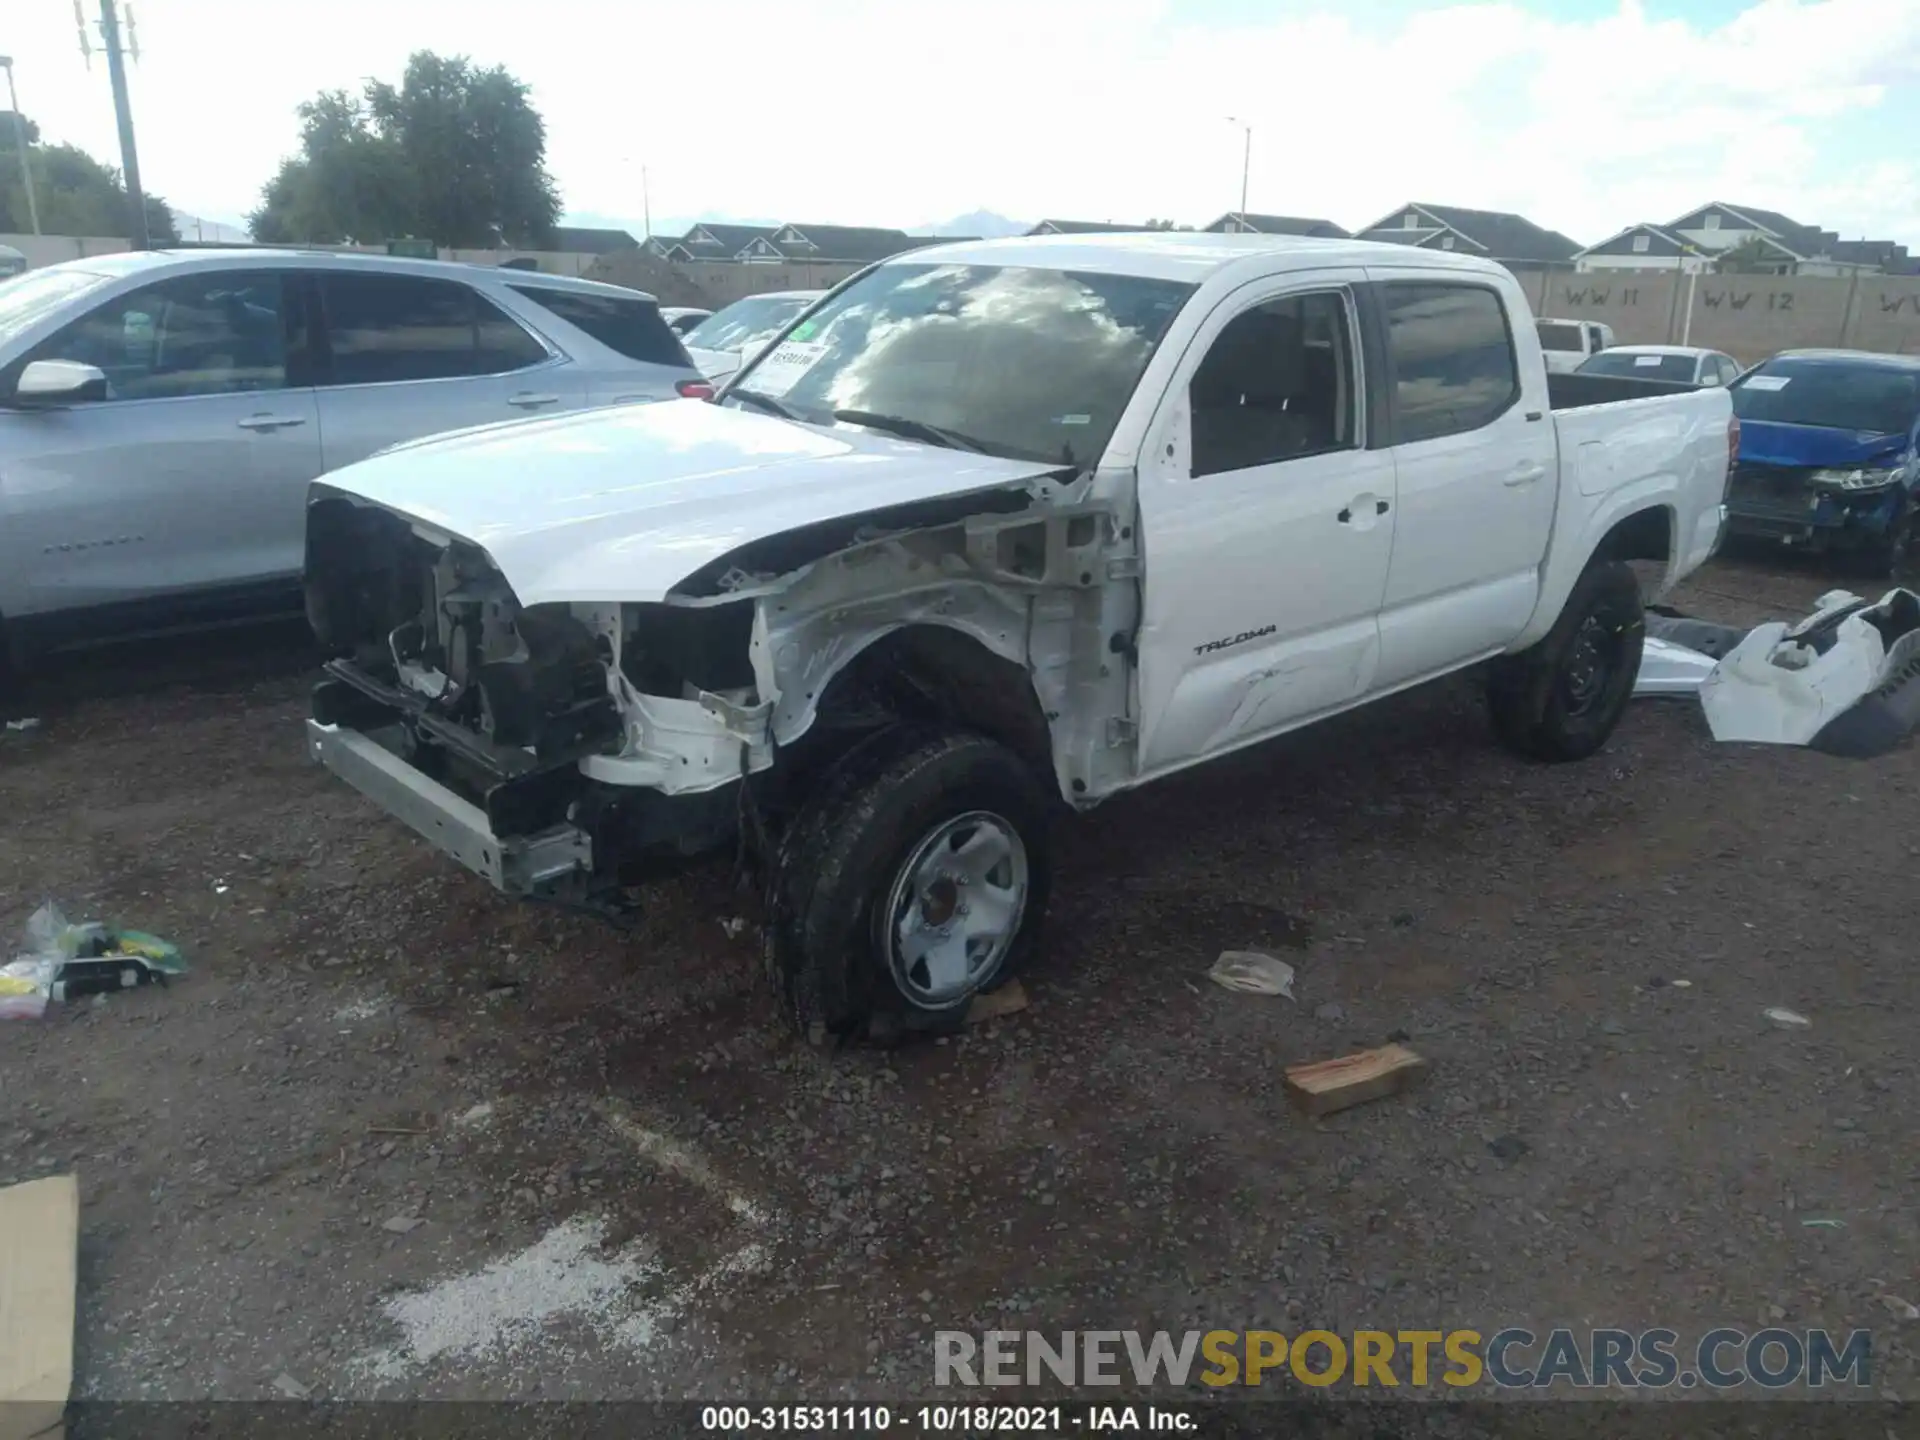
[1488,558,1645,762]
[765,726,1052,1040]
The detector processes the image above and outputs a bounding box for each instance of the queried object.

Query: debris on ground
[1488,1134,1531,1164]
[1800,1217,1845,1230]
[2,718,40,734]
[718,917,749,940]
[381,1215,426,1235]
[1701,589,1920,755]
[271,1371,312,1400]
[964,979,1030,1026]
[1283,1043,1429,1117]
[4,902,189,1016]
[1208,951,1298,999]
[0,1175,78,1436]
[1879,1294,1920,1321]
[1765,1007,1813,1030]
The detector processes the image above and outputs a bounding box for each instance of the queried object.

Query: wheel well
[804,625,1054,779]
[1598,506,1673,565]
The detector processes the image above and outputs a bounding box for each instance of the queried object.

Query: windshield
[1731,359,1920,435]
[725,262,1196,467]
[684,294,814,354]
[0,268,113,349]
[1578,351,1697,381]
[1537,320,1584,353]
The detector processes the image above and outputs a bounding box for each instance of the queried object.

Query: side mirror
[13,359,109,407]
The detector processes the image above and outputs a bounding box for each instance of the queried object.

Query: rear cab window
[317,272,548,385]
[508,285,691,368]
[1536,320,1583,353]
[1383,283,1521,443]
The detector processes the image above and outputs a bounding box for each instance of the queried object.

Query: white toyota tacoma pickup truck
[302,235,1735,1038]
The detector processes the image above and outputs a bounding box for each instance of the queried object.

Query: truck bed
[1547,372,1704,410]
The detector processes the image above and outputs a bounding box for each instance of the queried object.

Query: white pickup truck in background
[301,234,1734,1039]
[1537,317,1616,373]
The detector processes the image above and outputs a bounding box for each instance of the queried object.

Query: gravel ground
[1,553,1916,1412]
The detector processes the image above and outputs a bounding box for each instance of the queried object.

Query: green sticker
[790,322,817,342]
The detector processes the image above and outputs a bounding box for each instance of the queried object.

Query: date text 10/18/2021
[700,1406,1193,1432]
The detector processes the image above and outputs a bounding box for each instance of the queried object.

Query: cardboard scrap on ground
[0,1175,78,1440]
[1284,1043,1429,1118]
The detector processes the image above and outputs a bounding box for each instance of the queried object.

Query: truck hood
[313,397,1062,605]
[1737,419,1908,469]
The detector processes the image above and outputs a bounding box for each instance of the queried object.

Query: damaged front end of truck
[302,459,1141,907]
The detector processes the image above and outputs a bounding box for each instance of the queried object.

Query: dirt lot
[1,553,1915,1415]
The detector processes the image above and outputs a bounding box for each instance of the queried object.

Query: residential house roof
[1574,222,1694,259]
[1024,219,1148,235]
[1203,212,1349,238]
[760,223,932,262]
[551,226,639,254]
[1355,203,1582,265]
[673,223,779,256]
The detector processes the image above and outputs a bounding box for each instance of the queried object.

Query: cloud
[12,0,1919,246]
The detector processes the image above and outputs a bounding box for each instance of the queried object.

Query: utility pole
[0,58,40,235]
[1226,117,1251,220]
[87,0,151,249]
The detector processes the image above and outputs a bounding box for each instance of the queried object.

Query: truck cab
[303,235,1733,1039]
[1537,317,1615,374]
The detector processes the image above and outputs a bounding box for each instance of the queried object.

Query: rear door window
[508,286,689,366]
[319,273,547,386]
[1383,283,1521,443]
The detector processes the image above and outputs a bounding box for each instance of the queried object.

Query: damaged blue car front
[1725,350,1920,574]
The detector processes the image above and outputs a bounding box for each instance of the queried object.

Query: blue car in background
[1725,349,1920,576]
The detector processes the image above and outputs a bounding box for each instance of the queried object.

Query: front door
[1134,271,1396,775]
[5,268,323,621]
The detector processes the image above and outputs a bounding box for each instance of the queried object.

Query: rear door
[3,266,323,621]
[1134,268,1395,774]
[311,270,583,472]
[1369,276,1556,690]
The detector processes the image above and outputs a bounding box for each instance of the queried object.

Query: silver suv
[0,248,703,676]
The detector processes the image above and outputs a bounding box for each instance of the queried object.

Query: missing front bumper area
[306,719,592,894]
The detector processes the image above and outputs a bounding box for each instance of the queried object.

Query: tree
[249,53,559,248]
[0,111,178,243]
[1713,238,1784,275]
[1143,218,1194,231]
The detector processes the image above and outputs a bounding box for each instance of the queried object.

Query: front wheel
[1487,557,1645,763]
[765,727,1053,1039]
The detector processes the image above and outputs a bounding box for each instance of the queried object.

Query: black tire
[765,726,1052,1040]
[1487,558,1645,763]
[0,614,27,722]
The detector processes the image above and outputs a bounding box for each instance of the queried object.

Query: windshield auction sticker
[744,340,829,398]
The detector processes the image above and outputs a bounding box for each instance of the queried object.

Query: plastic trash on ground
[1207,950,1297,999]
[3,901,188,1018]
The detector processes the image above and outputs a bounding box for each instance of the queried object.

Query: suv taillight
[1725,414,1740,498]
[677,378,716,401]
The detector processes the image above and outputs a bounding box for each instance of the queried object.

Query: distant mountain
[915,210,1026,238]
[169,209,249,244]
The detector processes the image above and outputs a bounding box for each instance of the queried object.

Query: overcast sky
[10,0,1920,247]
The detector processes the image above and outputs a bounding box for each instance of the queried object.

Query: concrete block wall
[1534,269,1920,365]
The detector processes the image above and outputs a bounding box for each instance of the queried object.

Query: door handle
[237,414,306,431]
[1337,498,1391,524]
[508,392,561,409]
[1505,463,1548,487]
